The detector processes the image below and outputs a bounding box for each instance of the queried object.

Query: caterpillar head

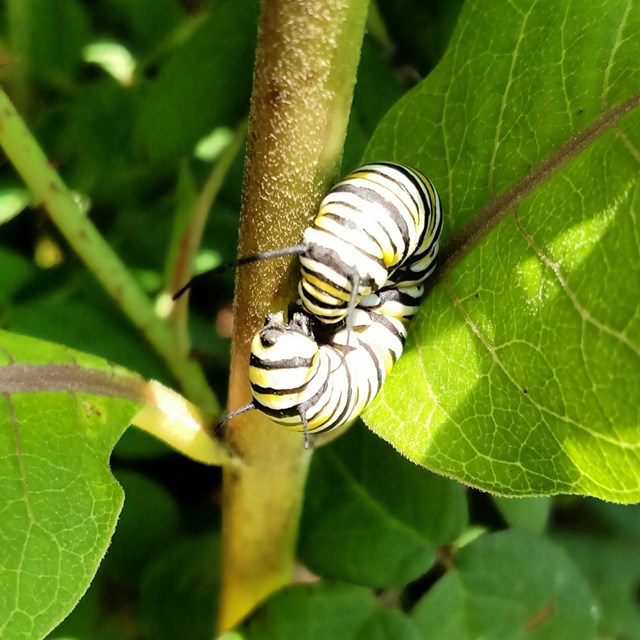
[250,310,319,374]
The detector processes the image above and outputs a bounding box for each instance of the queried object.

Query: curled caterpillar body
[172,162,442,334]
[298,162,442,324]
[174,161,443,447]
[247,286,415,442]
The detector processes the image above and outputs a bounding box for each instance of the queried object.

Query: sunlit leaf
[364,0,640,502]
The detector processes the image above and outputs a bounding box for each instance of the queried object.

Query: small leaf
[0,246,35,298]
[493,496,552,533]
[411,530,596,640]
[0,187,32,226]
[299,427,467,587]
[364,0,640,502]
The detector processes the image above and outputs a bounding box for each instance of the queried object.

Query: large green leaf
[364,0,640,501]
[0,330,140,640]
[0,329,225,639]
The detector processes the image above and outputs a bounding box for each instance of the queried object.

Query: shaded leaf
[0,246,35,299]
[555,531,640,640]
[581,498,640,541]
[299,427,467,587]
[377,0,464,74]
[101,470,180,585]
[364,0,640,501]
[8,0,90,86]
[411,530,596,639]
[241,583,375,640]
[100,0,185,49]
[137,0,259,161]
[354,609,421,640]
[68,79,137,197]
[493,496,551,533]
[8,295,170,382]
[343,36,406,169]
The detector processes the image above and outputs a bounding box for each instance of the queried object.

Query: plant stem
[218,0,369,631]
[0,87,219,415]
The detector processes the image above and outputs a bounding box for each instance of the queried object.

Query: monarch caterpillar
[222,285,419,447]
[173,162,442,334]
[175,162,443,446]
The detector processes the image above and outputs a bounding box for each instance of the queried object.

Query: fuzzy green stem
[218,0,369,631]
[0,87,219,415]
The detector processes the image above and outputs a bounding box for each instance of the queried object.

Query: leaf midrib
[437,91,640,279]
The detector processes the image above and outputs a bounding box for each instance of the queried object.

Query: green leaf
[100,0,185,49]
[364,0,640,501]
[411,530,596,640]
[343,36,406,170]
[68,79,137,197]
[0,246,35,299]
[137,0,259,161]
[376,0,464,73]
[7,0,90,86]
[493,496,552,533]
[555,531,640,640]
[581,498,640,541]
[0,187,32,226]
[0,330,140,640]
[299,427,467,587]
[354,609,422,640]
[241,583,375,640]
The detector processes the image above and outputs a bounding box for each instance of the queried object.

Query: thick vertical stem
[218,0,369,631]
